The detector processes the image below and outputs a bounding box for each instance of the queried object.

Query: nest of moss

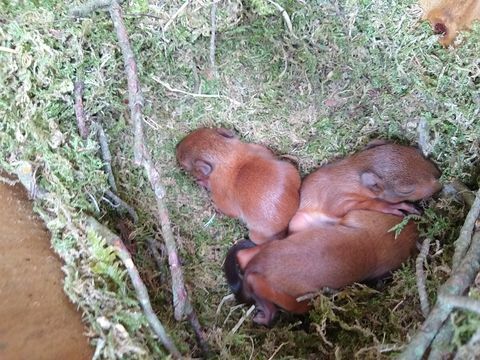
[1,0,480,358]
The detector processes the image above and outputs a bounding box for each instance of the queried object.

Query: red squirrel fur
[288,141,441,233]
[226,210,419,325]
[420,0,480,46]
[176,128,301,244]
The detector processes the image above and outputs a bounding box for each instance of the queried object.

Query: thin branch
[109,0,145,165]
[440,294,480,314]
[416,238,431,317]
[209,1,217,77]
[163,0,190,33]
[70,0,124,17]
[96,123,117,193]
[398,230,480,360]
[187,310,210,357]
[105,189,138,223]
[107,1,208,354]
[86,217,181,358]
[452,188,480,270]
[152,76,241,106]
[74,81,90,139]
[427,322,454,360]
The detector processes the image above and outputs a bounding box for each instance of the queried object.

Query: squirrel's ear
[216,128,237,139]
[360,171,384,194]
[194,160,212,176]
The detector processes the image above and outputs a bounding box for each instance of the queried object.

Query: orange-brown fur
[176,128,301,244]
[288,141,441,233]
[234,210,419,325]
[420,0,480,46]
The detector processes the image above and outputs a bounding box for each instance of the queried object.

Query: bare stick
[416,239,431,317]
[440,294,480,314]
[209,1,217,77]
[96,123,118,193]
[152,76,241,105]
[70,0,124,17]
[427,323,454,360]
[452,188,480,270]
[105,189,138,223]
[109,1,145,165]
[398,231,480,360]
[107,2,208,353]
[86,217,181,358]
[187,310,210,356]
[74,81,89,139]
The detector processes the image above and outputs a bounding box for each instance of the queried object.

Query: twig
[70,0,124,17]
[229,305,255,335]
[152,76,241,106]
[163,0,190,32]
[398,230,480,360]
[109,1,145,165]
[209,1,217,77]
[427,184,477,360]
[440,294,480,314]
[96,123,117,193]
[105,189,138,223]
[187,310,210,356]
[427,323,454,360]
[74,81,90,139]
[107,1,208,354]
[416,239,431,317]
[452,188,480,270]
[86,217,181,358]
[266,0,297,38]
[267,342,287,360]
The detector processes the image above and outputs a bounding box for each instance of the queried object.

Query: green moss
[1,0,480,357]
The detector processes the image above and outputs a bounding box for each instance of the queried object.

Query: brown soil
[0,181,93,360]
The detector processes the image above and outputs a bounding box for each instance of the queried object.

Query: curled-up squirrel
[288,141,441,233]
[224,210,419,326]
[177,128,301,244]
